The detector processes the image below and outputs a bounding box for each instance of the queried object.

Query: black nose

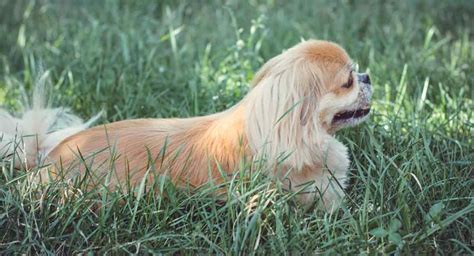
[358,73,371,84]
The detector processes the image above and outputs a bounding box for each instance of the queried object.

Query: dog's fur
[0,40,372,211]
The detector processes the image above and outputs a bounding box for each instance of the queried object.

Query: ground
[0,0,473,254]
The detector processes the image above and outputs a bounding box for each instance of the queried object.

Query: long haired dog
[0,40,372,211]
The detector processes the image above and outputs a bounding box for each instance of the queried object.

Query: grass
[0,0,473,254]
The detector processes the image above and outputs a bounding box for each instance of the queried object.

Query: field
[0,0,473,254]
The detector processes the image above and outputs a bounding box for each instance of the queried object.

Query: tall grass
[0,0,473,254]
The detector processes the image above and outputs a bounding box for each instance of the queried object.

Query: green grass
[0,0,473,254]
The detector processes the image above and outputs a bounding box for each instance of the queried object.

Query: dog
[0,40,372,211]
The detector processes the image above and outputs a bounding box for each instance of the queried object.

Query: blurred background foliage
[0,0,472,254]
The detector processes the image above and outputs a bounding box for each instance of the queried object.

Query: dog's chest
[321,137,350,178]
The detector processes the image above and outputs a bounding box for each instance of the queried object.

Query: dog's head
[250,40,372,133]
[246,40,372,167]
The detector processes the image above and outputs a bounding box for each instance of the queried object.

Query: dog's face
[294,40,373,133]
[317,65,372,133]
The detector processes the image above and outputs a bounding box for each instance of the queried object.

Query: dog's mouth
[332,108,371,123]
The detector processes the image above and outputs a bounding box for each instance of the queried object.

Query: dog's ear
[297,63,322,126]
[245,58,322,169]
[276,60,321,127]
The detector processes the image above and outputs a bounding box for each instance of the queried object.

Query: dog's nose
[358,73,371,84]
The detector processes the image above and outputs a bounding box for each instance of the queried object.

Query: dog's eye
[341,72,354,88]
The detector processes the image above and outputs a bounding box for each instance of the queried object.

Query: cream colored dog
[0,40,372,211]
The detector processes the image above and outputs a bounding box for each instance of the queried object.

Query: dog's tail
[0,71,101,167]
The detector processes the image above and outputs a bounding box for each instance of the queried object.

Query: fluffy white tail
[0,71,100,167]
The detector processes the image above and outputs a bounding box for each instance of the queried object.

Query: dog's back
[44,109,248,188]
